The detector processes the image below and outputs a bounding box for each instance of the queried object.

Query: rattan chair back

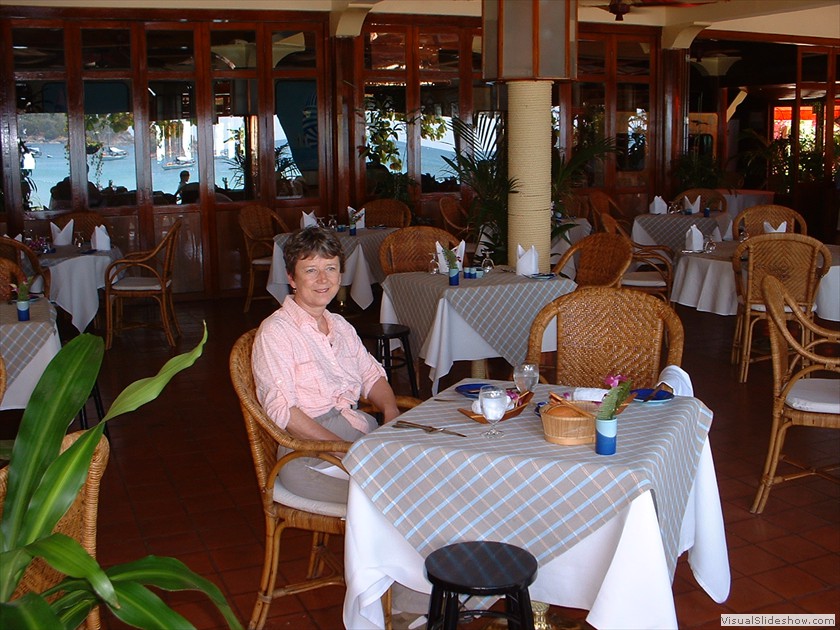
[0,258,26,301]
[550,232,633,288]
[53,211,106,240]
[526,286,684,389]
[380,226,459,275]
[0,431,110,629]
[672,188,727,214]
[600,215,673,300]
[586,190,632,233]
[750,275,840,513]
[238,205,290,312]
[362,198,412,228]
[0,236,51,298]
[439,196,470,240]
[733,204,807,237]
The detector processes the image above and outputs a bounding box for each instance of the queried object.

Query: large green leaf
[106,581,195,629]
[48,587,99,629]
[0,548,34,603]
[0,592,64,629]
[103,323,207,421]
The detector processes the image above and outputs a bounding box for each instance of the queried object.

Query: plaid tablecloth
[345,380,714,578]
[381,271,576,366]
[0,299,58,383]
[632,214,731,253]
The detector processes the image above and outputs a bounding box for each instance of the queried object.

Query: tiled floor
[5,290,838,629]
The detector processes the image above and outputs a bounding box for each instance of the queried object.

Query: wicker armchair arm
[358,395,423,415]
[265,443,353,494]
[105,259,162,285]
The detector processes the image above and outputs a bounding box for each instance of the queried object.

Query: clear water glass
[73,231,84,249]
[513,363,539,394]
[480,250,495,274]
[479,385,507,438]
[703,235,716,254]
[427,252,439,274]
[327,214,338,230]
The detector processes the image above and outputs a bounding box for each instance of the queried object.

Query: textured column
[507,80,552,271]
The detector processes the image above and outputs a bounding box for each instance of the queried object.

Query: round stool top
[425,541,538,596]
[355,322,411,339]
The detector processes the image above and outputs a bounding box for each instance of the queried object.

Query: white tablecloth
[550,218,592,278]
[632,214,732,253]
[717,189,775,221]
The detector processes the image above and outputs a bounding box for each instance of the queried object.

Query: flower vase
[448,268,459,286]
[17,299,31,322]
[595,417,617,455]
[349,224,357,236]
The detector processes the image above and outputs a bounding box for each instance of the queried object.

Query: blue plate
[631,388,675,404]
[534,401,549,416]
[529,273,555,280]
[455,383,491,399]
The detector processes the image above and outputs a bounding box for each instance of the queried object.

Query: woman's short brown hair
[284,226,345,275]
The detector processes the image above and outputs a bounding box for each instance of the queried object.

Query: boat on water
[102,146,128,160]
[162,156,196,170]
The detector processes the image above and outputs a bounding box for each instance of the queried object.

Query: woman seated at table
[252,226,400,502]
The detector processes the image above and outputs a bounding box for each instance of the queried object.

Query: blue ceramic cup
[595,418,617,455]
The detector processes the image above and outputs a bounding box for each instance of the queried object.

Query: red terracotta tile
[752,565,828,599]
[728,545,786,576]
[793,588,840,614]
[807,525,840,553]
[675,589,731,627]
[724,576,785,612]
[796,554,840,585]
[756,534,827,564]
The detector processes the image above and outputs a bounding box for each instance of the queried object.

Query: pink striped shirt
[251,296,386,432]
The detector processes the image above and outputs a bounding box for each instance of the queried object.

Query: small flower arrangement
[13,278,30,302]
[442,247,460,271]
[597,374,633,420]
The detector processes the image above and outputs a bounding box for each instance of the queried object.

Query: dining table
[550,217,592,277]
[716,188,776,221]
[342,379,730,630]
[266,227,396,310]
[632,212,733,253]
[380,271,577,393]
[0,299,61,410]
[670,241,840,320]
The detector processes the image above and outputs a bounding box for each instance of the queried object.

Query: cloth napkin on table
[348,206,365,229]
[683,196,701,214]
[436,240,465,272]
[649,196,667,214]
[685,224,704,251]
[50,219,74,246]
[572,387,609,402]
[300,210,318,229]
[471,397,514,415]
[763,220,787,233]
[91,224,111,251]
[657,365,694,397]
[515,244,539,276]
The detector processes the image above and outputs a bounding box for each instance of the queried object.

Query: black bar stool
[355,322,419,397]
[425,541,537,630]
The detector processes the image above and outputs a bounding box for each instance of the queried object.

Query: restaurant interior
[0,0,838,629]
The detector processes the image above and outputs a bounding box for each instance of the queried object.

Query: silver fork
[393,420,467,437]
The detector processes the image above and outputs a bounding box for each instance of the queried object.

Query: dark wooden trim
[698,29,840,48]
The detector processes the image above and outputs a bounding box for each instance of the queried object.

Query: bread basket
[540,393,633,445]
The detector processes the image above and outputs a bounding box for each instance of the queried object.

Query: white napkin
[471,396,514,415]
[300,210,318,229]
[763,220,787,233]
[2,233,23,242]
[649,196,667,214]
[657,365,694,397]
[50,219,74,246]
[349,206,365,229]
[515,244,539,276]
[685,225,704,251]
[683,196,701,214]
[91,224,111,251]
[436,240,465,272]
[572,387,609,402]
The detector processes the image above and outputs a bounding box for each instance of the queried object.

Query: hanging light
[482,0,578,82]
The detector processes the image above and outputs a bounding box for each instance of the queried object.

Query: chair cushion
[740,295,816,313]
[253,257,272,266]
[786,378,840,414]
[112,277,170,291]
[273,478,347,518]
[621,270,666,288]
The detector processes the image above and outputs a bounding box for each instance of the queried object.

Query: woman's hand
[366,377,400,423]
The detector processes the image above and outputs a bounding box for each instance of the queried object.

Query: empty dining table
[716,188,775,221]
[343,379,730,630]
[0,299,61,409]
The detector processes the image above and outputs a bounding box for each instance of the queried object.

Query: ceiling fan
[602,0,721,22]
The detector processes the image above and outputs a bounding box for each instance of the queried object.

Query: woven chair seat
[253,256,272,266]
[622,270,666,287]
[238,204,291,312]
[112,277,171,291]
[786,379,840,414]
[740,296,816,313]
[273,480,347,518]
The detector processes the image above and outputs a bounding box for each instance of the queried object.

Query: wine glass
[479,385,507,438]
[702,234,716,254]
[513,363,539,395]
[427,252,439,274]
[480,249,495,274]
[73,231,85,249]
[327,214,338,230]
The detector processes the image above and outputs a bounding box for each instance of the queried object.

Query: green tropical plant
[551,136,617,209]
[0,325,242,630]
[670,151,723,191]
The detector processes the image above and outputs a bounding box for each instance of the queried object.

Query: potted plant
[0,325,242,629]
[670,151,723,192]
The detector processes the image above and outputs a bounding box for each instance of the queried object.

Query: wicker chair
[238,204,291,312]
[550,232,633,288]
[0,235,51,297]
[600,214,673,301]
[53,211,106,240]
[380,226,459,275]
[0,431,110,629]
[361,198,412,228]
[229,330,417,629]
[0,354,6,402]
[586,190,633,234]
[671,188,727,214]
[750,275,840,514]
[731,233,831,383]
[733,204,807,238]
[104,220,182,350]
[525,286,684,389]
[439,196,470,240]
[0,258,26,301]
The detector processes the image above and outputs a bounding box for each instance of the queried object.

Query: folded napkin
[763,220,787,233]
[2,233,23,242]
[300,210,318,229]
[50,219,74,246]
[471,396,514,415]
[348,206,365,229]
[657,365,694,397]
[683,196,701,214]
[436,240,465,272]
[516,244,539,276]
[91,224,111,251]
[572,387,609,402]
[685,224,704,251]
[649,196,667,214]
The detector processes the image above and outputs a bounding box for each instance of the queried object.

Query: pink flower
[604,374,627,388]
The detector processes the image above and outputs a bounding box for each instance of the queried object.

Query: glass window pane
[617,40,650,76]
[274,79,316,198]
[147,30,194,72]
[213,79,258,201]
[272,30,316,69]
[365,32,406,72]
[149,80,197,204]
[801,51,828,83]
[419,32,460,72]
[13,28,65,71]
[210,30,257,71]
[84,80,136,206]
[419,80,459,193]
[82,29,130,70]
[472,35,482,73]
[362,85,407,198]
[577,39,605,76]
[572,82,606,187]
[616,84,649,181]
[17,81,70,210]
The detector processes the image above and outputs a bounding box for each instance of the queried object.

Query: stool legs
[400,334,419,398]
